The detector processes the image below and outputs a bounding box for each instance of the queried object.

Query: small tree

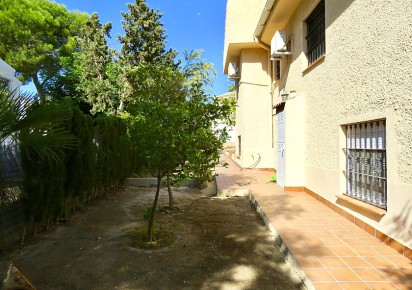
[130,63,184,241]
[131,52,234,242]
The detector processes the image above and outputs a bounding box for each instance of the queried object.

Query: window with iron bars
[345,120,387,209]
[273,60,280,81]
[305,0,325,65]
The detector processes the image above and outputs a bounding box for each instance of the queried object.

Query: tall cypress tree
[118,0,176,66]
[117,0,177,112]
[78,13,115,115]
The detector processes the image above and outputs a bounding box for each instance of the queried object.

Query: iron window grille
[345,120,387,209]
[305,0,325,65]
[274,60,281,81]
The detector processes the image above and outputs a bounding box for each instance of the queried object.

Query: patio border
[284,186,412,260]
[249,193,315,290]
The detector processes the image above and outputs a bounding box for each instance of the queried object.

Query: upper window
[271,60,281,90]
[274,60,280,81]
[305,0,325,65]
[345,120,387,209]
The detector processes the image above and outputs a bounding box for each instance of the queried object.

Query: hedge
[21,103,137,236]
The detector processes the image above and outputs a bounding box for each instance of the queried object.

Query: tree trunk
[21,226,26,244]
[166,172,174,208]
[32,73,46,104]
[147,173,162,242]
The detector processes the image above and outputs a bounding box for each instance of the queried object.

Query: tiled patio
[215,155,412,290]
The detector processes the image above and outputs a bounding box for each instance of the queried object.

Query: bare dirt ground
[0,185,304,289]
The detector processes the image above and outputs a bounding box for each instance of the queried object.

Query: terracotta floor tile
[303,238,325,247]
[289,224,313,232]
[328,268,361,282]
[327,224,348,231]
[364,256,396,268]
[395,282,412,290]
[312,282,343,289]
[366,282,399,289]
[303,268,336,282]
[353,231,373,238]
[352,246,379,257]
[377,268,409,282]
[294,255,323,268]
[385,256,412,268]
[400,268,412,280]
[290,246,336,257]
[373,246,403,256]
[309,225,327,232]
[333,231,356,239]
[304,218,322,225]
[317,219,339,225]
[341,256,371,268]
[281,236,324,248]
[321,238,347,247]
[355,268,389,282]
[277,232,300,240]
[340,282,370,290]
[318,256,347,268]
[316,231,336,239]
[359,238,388,247]
[288,221,307,226]
[341,238,367,247]
[331,247,358,257]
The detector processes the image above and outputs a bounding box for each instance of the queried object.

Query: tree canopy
[0,0,87,102]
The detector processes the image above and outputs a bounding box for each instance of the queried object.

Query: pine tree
[0,0,87,103]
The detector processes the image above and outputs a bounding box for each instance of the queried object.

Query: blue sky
[23,0,232,96]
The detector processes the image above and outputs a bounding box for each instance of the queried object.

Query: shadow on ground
[0,186,304,289]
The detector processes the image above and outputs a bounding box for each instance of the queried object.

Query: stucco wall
[235,48,273,169]
[223,0,267,71]
[275,0,412,247]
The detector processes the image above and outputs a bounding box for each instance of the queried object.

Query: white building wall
[0,59,22,97]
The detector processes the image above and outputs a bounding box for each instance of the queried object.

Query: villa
[223,0,412,256]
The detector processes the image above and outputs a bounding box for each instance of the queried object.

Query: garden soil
[0,185,305,289]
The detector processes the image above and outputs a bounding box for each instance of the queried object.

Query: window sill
[336,194,386,220]
[302,55,325,75]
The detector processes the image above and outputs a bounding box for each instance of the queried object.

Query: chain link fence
[0,142,25,251]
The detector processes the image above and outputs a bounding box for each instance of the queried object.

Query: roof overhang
[254,0,305,45]
[223,42,261,74]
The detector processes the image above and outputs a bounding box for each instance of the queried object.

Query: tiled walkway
[215,155,412,290]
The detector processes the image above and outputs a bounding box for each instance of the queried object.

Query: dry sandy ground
[0,185,305,289]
